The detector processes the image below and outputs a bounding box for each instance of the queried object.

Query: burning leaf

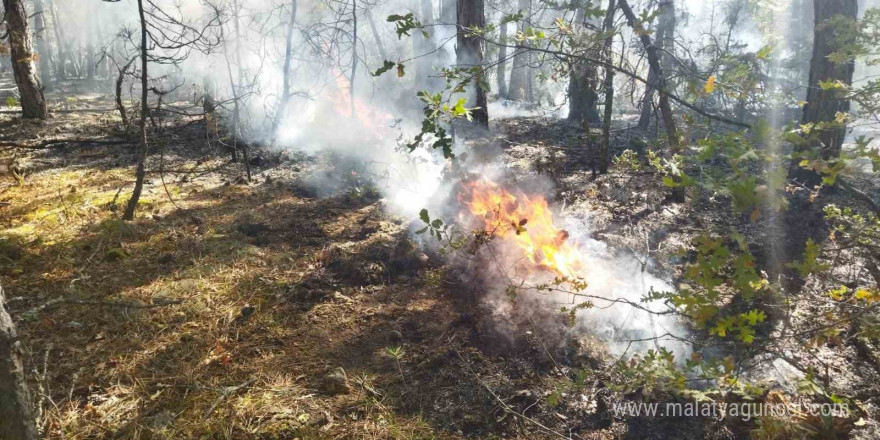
[459,179,585,277]
[705,75,716,93]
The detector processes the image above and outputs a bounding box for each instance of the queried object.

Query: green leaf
[373,60,396,77]
[419,208,430,224]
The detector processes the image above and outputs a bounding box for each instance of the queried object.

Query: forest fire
[459,179,585,278]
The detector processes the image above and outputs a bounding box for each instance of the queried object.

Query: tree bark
[365,9,388,60]
[4,0,48,120]
[86,1,97,80]
[619,0,682,201]
[33,0,52,89]
[272,0,298,138]
[636,0,674,130]
[508,0,531,101]
[0,285,40,440]
[456,0,489,128]
[598,0,616,175]
[123,0,150,221]
[48,0,68,80]
[568,7,601,124]
[789,0,857,184]
[496,21,509,99]
[413,0,436,83]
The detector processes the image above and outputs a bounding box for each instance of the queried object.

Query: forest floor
[1,81,879,439]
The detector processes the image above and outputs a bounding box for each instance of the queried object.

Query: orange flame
[459,179,585,278]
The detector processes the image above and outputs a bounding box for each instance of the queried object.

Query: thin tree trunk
[456,0,488,128]
[350,0,358,118]
[272,0,298,138]
[599,0,616,174]
[123,0,149,221]
[86,2,96,80]
[636,0,674,130]
[789,0,857,184]
[48,0,67,80]
[508,0,530,101]
[365,9,388,60]
[33,0,52,89]
[116,55,138,127]
[496,21,508,99]
[0,285,39,440]
[233,0,250,179]
[619,0,682,200]
[4,0,48,119]
[413,0,436,82]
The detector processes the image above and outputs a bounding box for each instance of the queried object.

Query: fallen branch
[0,108,118,115]
[0,138,135,150]
[21,297,184,318]
[455,350,571,439]
[839,178,880,215]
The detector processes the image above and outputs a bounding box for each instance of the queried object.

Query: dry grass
[0,108,478,438]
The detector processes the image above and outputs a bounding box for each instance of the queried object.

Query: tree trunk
[123,0,149,221]
[0,286,40,440]
[233,0,250,178]
[598,0,616,175]
[4,0,48,120]
[365,9,388,60]
[441,0,456,24]
[48,0,68,80]
[86,2,97,80]
[508,0,531,101]
[496,21,509,99]
[568,7,601,124]
[789,0,857,184]
[272,0,298,138]
[456,0,489,128]
[33,0,52,89]
[636,0,674,130]
[619,0,682,201]
[413,0,436,82]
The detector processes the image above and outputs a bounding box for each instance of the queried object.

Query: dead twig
[455,350,572,439]
[204,378,257,417]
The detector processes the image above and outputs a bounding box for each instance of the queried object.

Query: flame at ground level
[459,179,585,278]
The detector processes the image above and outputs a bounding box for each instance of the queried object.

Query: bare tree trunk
[508,0,530,101]
[0,285,39,440]
[789,0,857,184]
[116,55,138,128]
[49,0,68,80]
[619,0,682,201]
[233,0,250,179]
[496,21,508,99]
[86,2,97,80]
[4,0,48,119]
[599,0,616,175]
[123,0,149,221]
[568,7,601,124]
[441,0,456,24]
[413,0,436,82]
[272,0,298,138]
[365,9,388,60]
[456,0,488,128]
[350,0,358,119]
[33,0,52,89]
[636,0,674,130]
